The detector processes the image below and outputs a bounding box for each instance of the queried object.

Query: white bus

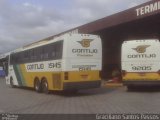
[121,39,160,90]
[5,33,102,93]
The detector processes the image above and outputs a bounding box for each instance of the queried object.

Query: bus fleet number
[132,66,152,71]
[48,62,61,68]
[79,67,91,71]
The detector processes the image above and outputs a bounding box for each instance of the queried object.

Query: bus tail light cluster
[64,72,69,80]
[122,70,126,77]
[99,71,102,78]
[81,74,88,79]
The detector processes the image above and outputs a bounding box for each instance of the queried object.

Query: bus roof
[9,33,99,54]
[123,39,159,44]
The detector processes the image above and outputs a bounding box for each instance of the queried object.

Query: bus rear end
[121,39,160,89]
[62,34,102,90]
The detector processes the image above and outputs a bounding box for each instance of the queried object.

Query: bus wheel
[42,80,49,94]
[10,77,15,88]
[34,80,42,93]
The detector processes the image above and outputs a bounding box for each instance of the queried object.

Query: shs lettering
[48,62,61,68]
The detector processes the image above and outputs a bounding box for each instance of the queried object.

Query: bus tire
[10,77,15,88]
[34,79,42,93]
[42,79,49,94]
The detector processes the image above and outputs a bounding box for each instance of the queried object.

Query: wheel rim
[35,82,39,91]
[43,81,48,93]
[35,81,40,91]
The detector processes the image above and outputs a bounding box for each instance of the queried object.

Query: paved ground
[0,77,160,114]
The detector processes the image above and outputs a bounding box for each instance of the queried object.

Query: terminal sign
[136,1,160,16]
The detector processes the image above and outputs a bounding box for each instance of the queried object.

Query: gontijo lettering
[127,54,156,58]
[72,49,98,54]
[27,63,44,70]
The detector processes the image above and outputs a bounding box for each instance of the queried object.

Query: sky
[0,0,150,54]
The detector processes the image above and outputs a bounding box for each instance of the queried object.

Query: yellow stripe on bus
[20,64,100,90]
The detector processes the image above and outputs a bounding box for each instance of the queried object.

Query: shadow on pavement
[50,87,118,97]
[9,85,118,97]
[126,86,160,92]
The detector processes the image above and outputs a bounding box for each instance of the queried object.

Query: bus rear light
[139,72,145,76]
[81,74,88,79]
[99,71,102,78]
[122,70,126,77]
[64,72,68,80]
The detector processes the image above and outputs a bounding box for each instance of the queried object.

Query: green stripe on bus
[13,65,26,86]
[17,65,26,86]
[13,65,22,86]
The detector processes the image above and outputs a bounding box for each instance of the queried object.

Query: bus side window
[56,41,63,59]
[10,53,17,64]
[50,44,56,59]
[24,50,29,62]
[5,61,8,76]
[51,51,56,59]
[39,46,48,60]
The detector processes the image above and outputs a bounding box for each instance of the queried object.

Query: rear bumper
[63,80,101,90]
[123,80,160,86]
